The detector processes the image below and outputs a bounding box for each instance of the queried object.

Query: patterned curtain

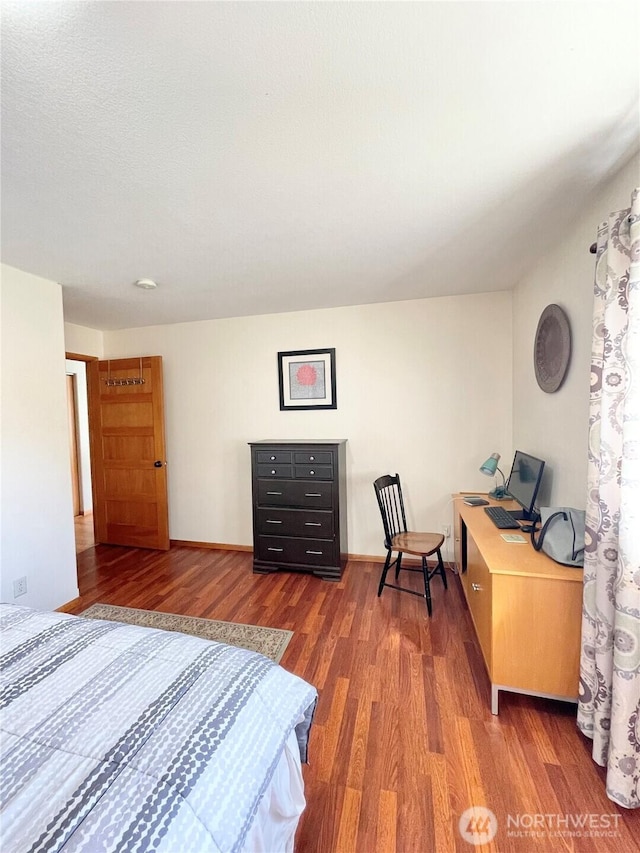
[578,187,640,809]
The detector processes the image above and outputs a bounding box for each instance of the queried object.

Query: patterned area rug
[79,603,293,663]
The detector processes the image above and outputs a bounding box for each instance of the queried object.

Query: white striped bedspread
[0,604,317,852]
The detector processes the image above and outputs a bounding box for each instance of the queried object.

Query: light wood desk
[453,494,583,714]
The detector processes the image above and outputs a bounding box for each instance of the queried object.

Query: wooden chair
[373,474,447,616]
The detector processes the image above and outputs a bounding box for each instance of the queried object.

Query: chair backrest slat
[373,473,408,548]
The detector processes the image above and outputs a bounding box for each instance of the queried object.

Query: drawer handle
[471,583,482,592]
[305,522,322,527]
[270,469,276,474]
[305,493,322,497]
[306,550,323,555]
[309,456,315,461]
[309,470,315,475]
[266,519,282,524]
[266,491,282,495]
[268,547,284,552]
[270,456,276,461]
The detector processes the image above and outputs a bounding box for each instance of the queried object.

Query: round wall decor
[534,304,571,393]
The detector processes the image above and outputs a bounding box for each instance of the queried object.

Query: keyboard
[484,506,521,529]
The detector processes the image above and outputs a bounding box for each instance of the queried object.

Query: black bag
[530,507,585,567]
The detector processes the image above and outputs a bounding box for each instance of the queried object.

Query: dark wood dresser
[249,440,348,580]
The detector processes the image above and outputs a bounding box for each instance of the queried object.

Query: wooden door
[66,374,81,516]
[87,356,169,550]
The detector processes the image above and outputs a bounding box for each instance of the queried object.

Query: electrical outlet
[13,576,27,598]
[443,525,451,539]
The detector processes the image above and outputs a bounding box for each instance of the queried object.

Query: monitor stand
[507,509,527,520]
[508,508,538,524]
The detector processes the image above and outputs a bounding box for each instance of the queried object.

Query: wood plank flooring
[74,513,95,553]
[71,544,640,852]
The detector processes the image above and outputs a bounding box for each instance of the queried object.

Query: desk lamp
[480,452,508,499]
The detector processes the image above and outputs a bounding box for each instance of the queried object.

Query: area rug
[79,603,293,663]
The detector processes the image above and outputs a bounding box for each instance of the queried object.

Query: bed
[0,603,317,852]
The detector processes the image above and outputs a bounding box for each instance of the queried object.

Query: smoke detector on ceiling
[134,278,157,289]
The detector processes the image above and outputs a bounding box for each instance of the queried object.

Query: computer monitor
[506,451,545,521]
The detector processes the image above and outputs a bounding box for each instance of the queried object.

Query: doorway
[65,353,170,552]
[66,357,95,553]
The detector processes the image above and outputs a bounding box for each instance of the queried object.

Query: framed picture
[278,348,337,411]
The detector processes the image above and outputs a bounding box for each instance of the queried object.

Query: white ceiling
[2,2,639,331]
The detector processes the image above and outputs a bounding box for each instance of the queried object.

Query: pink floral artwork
[296,364,318,386]
[278,348,336,409]
[289,360,325,399]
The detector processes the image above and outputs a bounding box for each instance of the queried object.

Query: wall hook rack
[103,357,146,386]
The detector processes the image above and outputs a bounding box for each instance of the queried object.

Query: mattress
[0,604,317,852]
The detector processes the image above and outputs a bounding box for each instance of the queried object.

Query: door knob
[154,460,163,467]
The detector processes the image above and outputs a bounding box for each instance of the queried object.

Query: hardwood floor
[71,545,640,852]
[73,513,95,553]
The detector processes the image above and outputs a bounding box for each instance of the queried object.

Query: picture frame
[278,348,337,411]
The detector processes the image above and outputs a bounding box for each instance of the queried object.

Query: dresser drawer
[257,535,334,567]
[293,450,333,465]
[256,507,334,538]
[256,464,293,479]
[257,479,333,508]
[256,450,292,464]
[294,465,333,480]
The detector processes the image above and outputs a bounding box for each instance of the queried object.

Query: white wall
[0,265,78,609]
[513,153,640,508]
[102,292,513,560]
[65,322,103,358]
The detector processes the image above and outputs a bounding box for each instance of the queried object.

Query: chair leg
[422,556,433,617]
[436,549,447,589]
[378,550,393,597]
[395,552,404,580]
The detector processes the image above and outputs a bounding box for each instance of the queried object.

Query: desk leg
[491,685,499,715]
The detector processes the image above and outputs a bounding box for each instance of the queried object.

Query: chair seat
[391,531,444,557]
